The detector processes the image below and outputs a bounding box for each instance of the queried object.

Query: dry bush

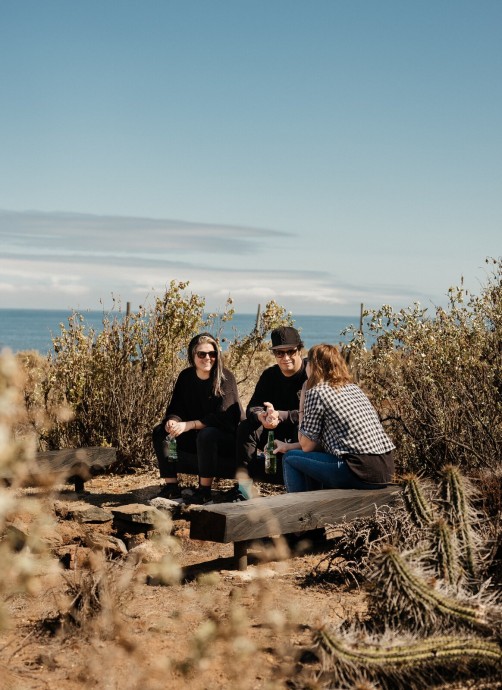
[19,285,292,471]
[34,281,208,470]
[0,351,59,631]
[344,257,502,478]
[305,505,414,588]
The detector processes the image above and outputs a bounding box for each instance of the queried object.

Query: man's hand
[258,401,280,430]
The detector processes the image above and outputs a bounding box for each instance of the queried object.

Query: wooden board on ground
[190,486,400,553]
[30,447,117,492]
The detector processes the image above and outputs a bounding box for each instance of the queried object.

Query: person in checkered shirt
[283,343,395,492]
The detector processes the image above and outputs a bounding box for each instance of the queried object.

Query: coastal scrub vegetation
[20,281,292,471]
[344,257,502,480]
[15,259,501,485]
[1,261,501,688]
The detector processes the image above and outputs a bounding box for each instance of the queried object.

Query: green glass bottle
[167,435,178,462]
[264,430,276,475]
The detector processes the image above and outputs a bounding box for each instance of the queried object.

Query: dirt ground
[1,470,365,690]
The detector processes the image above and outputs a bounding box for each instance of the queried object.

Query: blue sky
[0,0,500,315]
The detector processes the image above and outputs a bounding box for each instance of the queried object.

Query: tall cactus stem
[374,546,491,631]
[401,474,435,528]
[441,465,478,578]
[316,626,502,669]
[431,517,460,586]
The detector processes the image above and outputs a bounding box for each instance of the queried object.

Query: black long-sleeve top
[162,367,243,454]
[246,362,307,440]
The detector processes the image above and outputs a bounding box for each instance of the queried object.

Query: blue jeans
[283,449,384,493]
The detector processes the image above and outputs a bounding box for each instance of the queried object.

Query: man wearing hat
[236,326,307,483]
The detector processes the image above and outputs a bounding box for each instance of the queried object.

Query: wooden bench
[189,486,401,570]
[28,447,117,492]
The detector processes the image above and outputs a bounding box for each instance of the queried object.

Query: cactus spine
[441,465,479,579]
[373,545,492,632]
[430,517,460,586]
[401,474,435,527]
[316,626,501,688]
[317,627,501,667]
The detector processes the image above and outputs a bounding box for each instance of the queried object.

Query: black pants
[152,424,237,480]
[235,418,289,483]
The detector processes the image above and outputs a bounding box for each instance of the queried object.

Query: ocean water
[0,308,365,355]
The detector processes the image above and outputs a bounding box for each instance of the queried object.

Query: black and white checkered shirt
[300,383,395,456]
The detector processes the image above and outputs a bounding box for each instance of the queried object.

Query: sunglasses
[196,350,217,360]
[273,348,298,359]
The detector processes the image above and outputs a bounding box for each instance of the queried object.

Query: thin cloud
[0,209,290,257]
[0,208,439,315]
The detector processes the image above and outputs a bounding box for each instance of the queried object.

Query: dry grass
[1,469,361,690]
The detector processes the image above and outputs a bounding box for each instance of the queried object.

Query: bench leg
[74,476,85,493]
[234,541,249,571]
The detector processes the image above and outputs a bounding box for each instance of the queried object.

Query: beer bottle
[166,435,178,462]
[264,431,276,475]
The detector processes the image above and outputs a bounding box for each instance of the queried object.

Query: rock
[4,520,29,551]
[111,503,162,527]
[5,517,63,552]
[128,540,167,563]
[54,545,91,569]
[83,531,128,557]
[65,505,113,523]
[149,497,181,514]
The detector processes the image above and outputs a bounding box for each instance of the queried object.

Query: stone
[83,531,128,557]
[5,517,63,552]
[110,503,162,527]
[66,505,113,523]
[149,497,181,514]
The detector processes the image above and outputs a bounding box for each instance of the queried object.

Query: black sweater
[162,367,242,454]
[247,362,307,439]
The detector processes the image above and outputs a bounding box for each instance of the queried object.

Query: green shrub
[34,281,206,469]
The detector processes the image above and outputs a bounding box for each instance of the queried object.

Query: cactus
[430,517,460,587]
[315,625,502,689]
[441,465,480,579]
[369,545,496,634]
[401,473,435,528]
[307,467,501,688]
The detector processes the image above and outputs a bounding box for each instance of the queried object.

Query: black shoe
[221,482,249,503]
[185,487,213,505]
[158,483,183,501]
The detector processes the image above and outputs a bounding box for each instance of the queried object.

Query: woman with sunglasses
[152,332,242,504]
[283,343,395,493]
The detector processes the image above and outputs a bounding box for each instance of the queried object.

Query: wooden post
[126,302,131,317]
[234,540,249,570]
[359,303,364,334]
[255,304,261,331]
[74,476,86,493]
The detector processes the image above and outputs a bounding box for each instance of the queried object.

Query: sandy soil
[1,471,363,690]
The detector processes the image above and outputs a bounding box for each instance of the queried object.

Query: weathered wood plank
[189,487,400,543]
[35,447,116,475]
[26,447,117,491]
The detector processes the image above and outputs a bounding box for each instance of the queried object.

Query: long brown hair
[307,343,353,390]
[187,332,225,397]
